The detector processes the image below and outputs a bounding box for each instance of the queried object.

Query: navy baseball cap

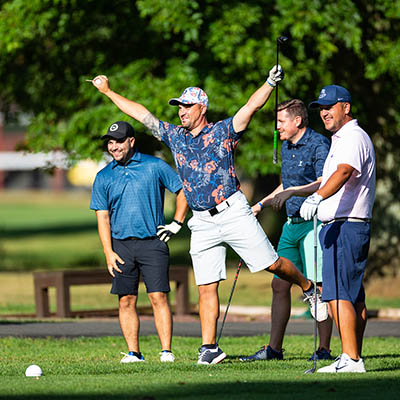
[101,121,135,140]
[309,85,351,108]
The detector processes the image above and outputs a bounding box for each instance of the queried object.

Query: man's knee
[119,294,137,310]
[268,257,282,274]
[271,277,292,295]
[148,292,169,308]
[198,281,219,297]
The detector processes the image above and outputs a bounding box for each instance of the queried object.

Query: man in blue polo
[90,121,188,364]
[241,99,333,362]
[90,69,328,365]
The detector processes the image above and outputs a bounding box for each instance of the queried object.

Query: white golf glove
[300,193,323,220]
[157,220,183,243]
[267,64,284,87]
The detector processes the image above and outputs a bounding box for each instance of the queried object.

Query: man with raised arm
[90,69,328,365]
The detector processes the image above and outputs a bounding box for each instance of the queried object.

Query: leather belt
[322,217,370,225]
[208,200,231,216]
[288,216,305,224]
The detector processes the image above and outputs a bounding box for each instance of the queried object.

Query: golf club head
[277,36,289,44]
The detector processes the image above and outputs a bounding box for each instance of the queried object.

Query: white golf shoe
[120,352,145,363]
[317,353,366,373]
[160,351,175,362]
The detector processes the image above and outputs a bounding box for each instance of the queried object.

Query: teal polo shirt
[90,151,182,239]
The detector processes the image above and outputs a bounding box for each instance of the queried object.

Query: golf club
[305,213,318,374]
[273,35,288,164]
[216,259,243,345]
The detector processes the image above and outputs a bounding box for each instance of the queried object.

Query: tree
[1,0,399,278]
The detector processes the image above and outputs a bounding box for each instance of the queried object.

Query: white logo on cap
[110,123,118,131]
[319,89,327,99]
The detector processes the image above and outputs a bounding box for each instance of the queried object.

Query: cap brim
[308,99,337,108]
[101,133,126,140]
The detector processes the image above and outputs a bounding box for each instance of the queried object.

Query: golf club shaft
[312,213,318,371]
[304,214,318,374]
[216,259,243,345]
[273,40,280,164]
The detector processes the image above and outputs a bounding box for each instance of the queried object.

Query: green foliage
[0,0,400,277]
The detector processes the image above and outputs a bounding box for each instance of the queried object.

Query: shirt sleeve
[314,137,331,177]
[157,159,182,193]
[334,132,364,176]
[90,173,108,211]
[158,120,179,150]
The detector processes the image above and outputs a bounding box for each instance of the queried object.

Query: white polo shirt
[318,119,376,223]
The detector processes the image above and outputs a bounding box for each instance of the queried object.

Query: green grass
[0,335,399,399]
[1,190,400,315]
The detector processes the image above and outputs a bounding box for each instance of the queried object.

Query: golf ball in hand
[95,78,102,85]
[25,364,43,377]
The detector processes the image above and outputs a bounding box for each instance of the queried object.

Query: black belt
[208,201,230,216]
[128,236,156,240]
[288,216,305,224]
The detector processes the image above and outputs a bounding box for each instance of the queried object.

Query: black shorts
[110,237,170,296]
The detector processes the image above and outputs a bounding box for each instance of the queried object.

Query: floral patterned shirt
[158,117,244,210]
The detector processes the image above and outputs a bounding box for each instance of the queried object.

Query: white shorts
[187,191,278,285]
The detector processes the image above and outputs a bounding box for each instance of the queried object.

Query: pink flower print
[189,159,198,169]
[202,133,215,147]
[212,185,226,204]
[183,179,192,192]
[204,160,217,174]
[176,153,186,167]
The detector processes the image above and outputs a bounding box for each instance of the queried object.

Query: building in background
[0,115,105,191]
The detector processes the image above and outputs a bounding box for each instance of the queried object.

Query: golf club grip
[273,130,278,164]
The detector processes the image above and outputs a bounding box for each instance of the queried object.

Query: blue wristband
[258,202,264,210]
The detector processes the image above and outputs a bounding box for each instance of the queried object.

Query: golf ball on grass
[25,364,42,378]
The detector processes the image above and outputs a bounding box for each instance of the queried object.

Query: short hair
[277,99,309,128]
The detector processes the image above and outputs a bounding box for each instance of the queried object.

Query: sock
[304,281,314,295]
[161,350,172,353]
[128,351,142,358]
[202,344,217,349]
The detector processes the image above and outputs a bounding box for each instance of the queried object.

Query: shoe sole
[198,352,227,365]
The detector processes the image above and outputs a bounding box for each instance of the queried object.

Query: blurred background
[1,0,399,316]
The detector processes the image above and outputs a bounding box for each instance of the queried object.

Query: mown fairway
[0,335,399,399]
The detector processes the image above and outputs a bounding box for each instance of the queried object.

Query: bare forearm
[317,165,354,199]
[104,90,149,122]
[285,179,322,198]
[96,211,113,255]
[233,82,274,132]
[173,190,189,223]
[258,184,283,208]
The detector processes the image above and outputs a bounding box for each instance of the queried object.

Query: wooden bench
[33,266,190,318]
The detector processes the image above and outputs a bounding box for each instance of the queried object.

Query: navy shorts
[319,220,370,304]
[110,237,170,296]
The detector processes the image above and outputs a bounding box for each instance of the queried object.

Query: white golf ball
[95,78,102,85]
[25,364,43,377]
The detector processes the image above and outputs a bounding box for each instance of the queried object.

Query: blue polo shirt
[281,128,330,217]
[90,151,182,239]
[158,117,244,211]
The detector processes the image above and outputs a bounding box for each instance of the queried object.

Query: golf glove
[157,220,183,243]
[267,64,284,87]
[300,193,323,220]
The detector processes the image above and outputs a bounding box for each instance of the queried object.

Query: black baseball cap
[101,121,135,140]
